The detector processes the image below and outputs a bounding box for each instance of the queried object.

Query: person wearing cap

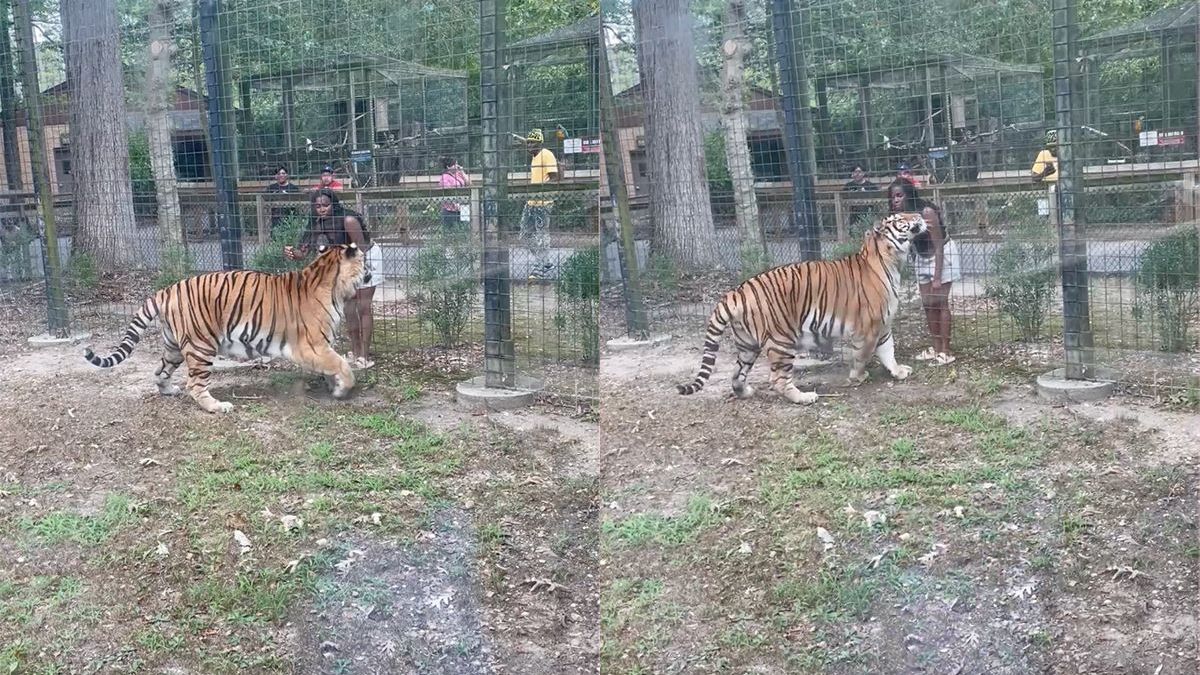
[1032,130,1059,223]
[522,128,560,280]
[896,162,920,187]
[312,165,345,191]
[1031,130,1058,183]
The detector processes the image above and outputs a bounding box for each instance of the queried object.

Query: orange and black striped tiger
[677,212,928,404]
[84,243,370,413]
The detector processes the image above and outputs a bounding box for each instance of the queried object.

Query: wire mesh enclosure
[602,0,1200,398]
[1,0,601,402]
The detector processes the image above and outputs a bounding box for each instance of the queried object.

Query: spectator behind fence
[283,188,381,370]
[311,164,345,192]
[887,179,958,366]
[523,128,560,280]
[842,163,878,229]
[1031,130,1059,222]
[264,165,300,233]
[438,156,471,232]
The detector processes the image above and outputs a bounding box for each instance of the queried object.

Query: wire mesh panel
[603,0,1200,397]
[4,0,600,402]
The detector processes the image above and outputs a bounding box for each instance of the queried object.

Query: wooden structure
[1079,1,1200,161]
[242,55,470,184]
[812,51,1046,182]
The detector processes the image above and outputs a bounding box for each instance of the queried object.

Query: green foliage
[249,215,309,275]
[984,218,1057,341]
[0,223,36,281]
[644,250,678,296]
[1133,229,1199,352]
[128,132,156,218]
[554,245,600,363]
[67,250,98,290]
[154,245,195,290]
[413,231,478,348]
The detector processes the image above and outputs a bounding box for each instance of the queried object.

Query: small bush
[154,245,195,290]
[413,231,477,347]
[985,218,1057,341]
[249,214,308,274]
[555,245,600,364]
[1133,228,1198,352]
[67,250,98,290]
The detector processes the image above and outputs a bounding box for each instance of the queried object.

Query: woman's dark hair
[306,187,368,246]
[276,165,288,174]
[311,187,344,215]
[441,155,456,170]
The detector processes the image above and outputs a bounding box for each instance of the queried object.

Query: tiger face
[873,212,928,254]
[314,243,370,300]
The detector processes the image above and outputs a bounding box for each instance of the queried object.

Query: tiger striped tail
[83,296,161,368]
[676,299,734,395]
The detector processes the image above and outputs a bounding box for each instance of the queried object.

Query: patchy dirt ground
[0,304,598,674]
[599,336,1199,675]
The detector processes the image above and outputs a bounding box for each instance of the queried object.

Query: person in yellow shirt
[1032,130,1059,224]
[1031,130,1058,183]
[522,128,560,280]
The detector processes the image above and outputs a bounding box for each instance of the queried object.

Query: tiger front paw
[891,364,913,380]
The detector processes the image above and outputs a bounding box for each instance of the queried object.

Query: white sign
[563,138,583,154]
[1139,130,1159,147]
[459,204,471,222]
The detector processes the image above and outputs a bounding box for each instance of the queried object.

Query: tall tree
[632,0,718,269]
[720,0,765,273]
[61,0,138,270]
[145,0,183,269]
[0,0,22,193]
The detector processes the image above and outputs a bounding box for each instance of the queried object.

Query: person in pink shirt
[438,156,470,232]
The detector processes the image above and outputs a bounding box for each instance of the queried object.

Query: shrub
[249,214,308,274]
[413,230,477,348]
[555,245,600,364]
[153,245,195,290]
[984,218,1058,341]
[1133,228,1198,352]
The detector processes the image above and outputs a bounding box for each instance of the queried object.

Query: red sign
[1158,130,1186,146]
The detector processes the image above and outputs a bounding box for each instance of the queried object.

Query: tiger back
[84,243,369,413]
[676,213,928,404]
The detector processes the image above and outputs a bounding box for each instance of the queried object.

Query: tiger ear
[317,245,328,253]
[344,242,359,258]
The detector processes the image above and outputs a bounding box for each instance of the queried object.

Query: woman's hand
[283,245,305,261]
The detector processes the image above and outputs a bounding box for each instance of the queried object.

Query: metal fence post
[198,0,242,270]
[14,0,67,337]
[769,0,820,261]
[480,0,515,388]
[599,32,648,339]
[1052,0,1095,379]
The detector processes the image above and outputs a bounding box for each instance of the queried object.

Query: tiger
[676,212,928,404]
[84,242,370,413]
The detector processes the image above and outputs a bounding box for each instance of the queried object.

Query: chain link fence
[603,0,1200,398]
[1,0,600,403]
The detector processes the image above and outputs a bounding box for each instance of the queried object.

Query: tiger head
[870,212,928,258]
[309,243,370,300]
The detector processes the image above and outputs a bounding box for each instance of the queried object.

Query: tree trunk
[146,0,184,270]
[721,0,766,274]
[61,0,138,270]
[0,0,23,193]
[632,0,719,270]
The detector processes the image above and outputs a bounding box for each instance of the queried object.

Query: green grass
[18,494,140,547]
[602,495,724,548]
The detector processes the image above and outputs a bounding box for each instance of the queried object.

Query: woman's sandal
[933,352,957,366]
[914,347,938,361]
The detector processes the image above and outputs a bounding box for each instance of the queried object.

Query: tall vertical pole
[480,0,515,388]
[1051,0,1094,379]
[599,33,648,338]
[770,0,820,261]
[0,0,23,194]
[14,0,67,336]
[198,0,242,270]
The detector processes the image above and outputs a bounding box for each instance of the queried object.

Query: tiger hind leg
[294,345,356,399]
[845,333,877,386]
[183,350,233,413]
[731,348,760,399]
[155,346,184,396]
[766,343,818,405]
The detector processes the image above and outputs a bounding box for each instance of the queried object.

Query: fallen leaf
[863,510,886,528]
[816,526,835,551]
[233,530,252,555]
